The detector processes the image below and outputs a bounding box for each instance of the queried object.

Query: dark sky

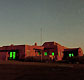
[0,0,84,51]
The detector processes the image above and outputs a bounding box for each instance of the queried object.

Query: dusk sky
[0,0,84,51]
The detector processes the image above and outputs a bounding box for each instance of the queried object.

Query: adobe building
[42,42,83,61]
[25,43,44,58]
[0,41,83,61]
[42,42,68,61]
[0,43,44,61]
[63,48,83,60]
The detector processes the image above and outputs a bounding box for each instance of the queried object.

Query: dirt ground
[0,61,84,80]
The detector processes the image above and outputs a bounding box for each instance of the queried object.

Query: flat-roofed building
[0,43,44,61]
[42,42,68,61]
[63,48,83,60]
[0,42,83,61]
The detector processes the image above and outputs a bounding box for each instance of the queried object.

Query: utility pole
[41,27,42,62]
[41,27,42,45]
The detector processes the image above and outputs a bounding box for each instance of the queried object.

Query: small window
[69,53,74,57]
[9,51,16,59]
[10,52,12,59]
[38,52,41,55]
[59,52,60,56]
[44,52,47,56]
[72,53,74,57]
[69,54,72,57]
[13,52,16,59]
[52,52,54,56]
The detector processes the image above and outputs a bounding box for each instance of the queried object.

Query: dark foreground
[0,61,84,80]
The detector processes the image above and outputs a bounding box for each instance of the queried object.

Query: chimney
[35,42,37,46]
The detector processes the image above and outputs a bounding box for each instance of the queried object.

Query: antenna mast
[41,27,42,45]
[41,27,42,62]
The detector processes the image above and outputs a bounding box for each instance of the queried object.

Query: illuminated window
[69,53,74,57]
[72,53,74,57]
[9,51,16,59]
[13,52,16,59]
[44,52,47,56]
[10,52,12,59]
[38,52,41,55]
[52,52,54,56]
[69,54,72,57]
[59,52,61,56]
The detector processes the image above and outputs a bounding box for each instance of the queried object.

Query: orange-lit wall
[0,42,83,61]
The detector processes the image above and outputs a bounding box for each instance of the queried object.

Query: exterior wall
[25,45,31,57]
[78,48,83,56]
[25,45,44,58]
[63,48,83,60]
[57,45,66,60]
[0,52,8,60]
[0,45,25,60]
[43,46,57,60]
[0,44,44,61]
[43,42,61,60]
[14,45,25,60]
[42,42,68,61]
[9,45,25,60]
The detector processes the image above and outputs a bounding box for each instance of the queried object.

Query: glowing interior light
[10,52,12,58]
[38,52,41,55]
[44,52,47,56]
[72,53,74,57]
[13,52,16,59]
[69,54,72,57]
[52,52,54,56]
[59,52,60,56]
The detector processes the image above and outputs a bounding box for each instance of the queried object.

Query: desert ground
[0,61,84,80]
